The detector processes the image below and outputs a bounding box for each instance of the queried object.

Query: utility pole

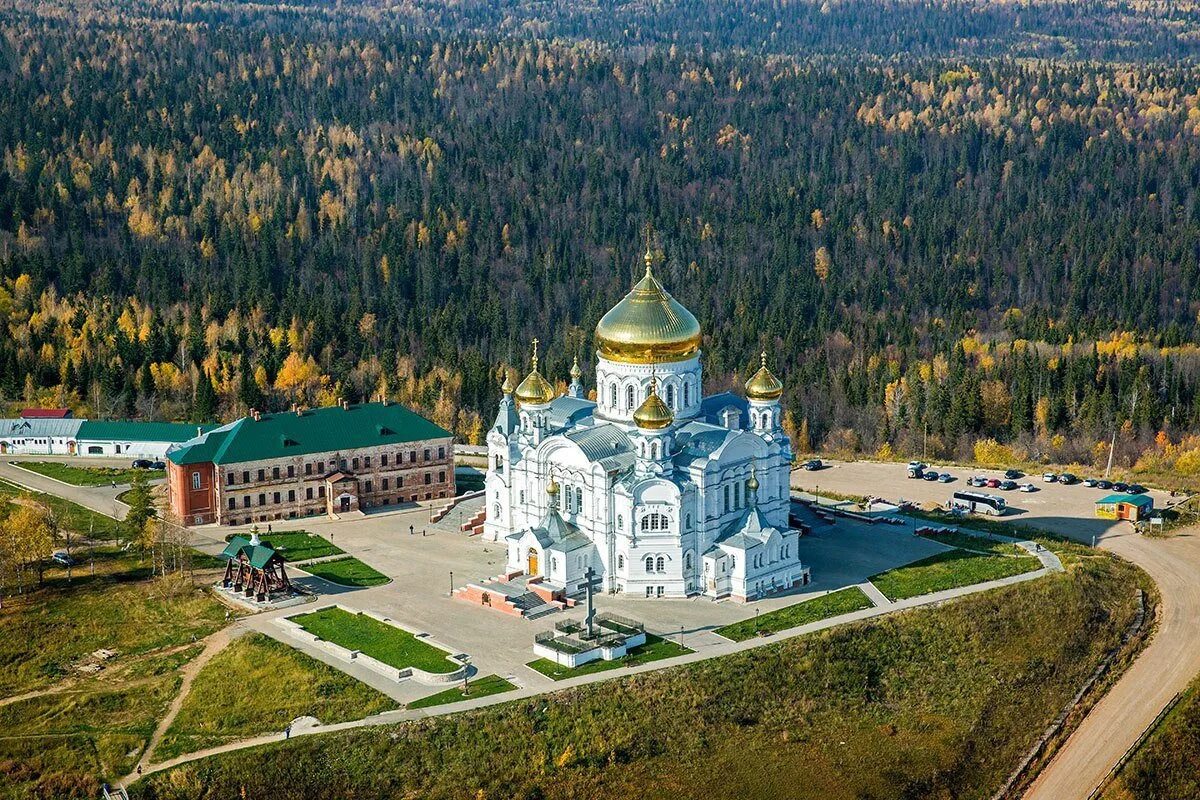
[1104,430,1117,479]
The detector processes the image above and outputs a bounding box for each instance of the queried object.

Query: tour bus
[949,490,1008,516]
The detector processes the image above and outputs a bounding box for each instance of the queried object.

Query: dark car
[1112,481,1129,492]
[1059,473,1078,485]
[923,471,940,481]
[1004,469,1023,480]
[1096,480,1113,490]
[999,479,1018,490]
[1127,484,1148,494]
[802,459,822,471]
[150,460,166,470]
[132,458,153,469]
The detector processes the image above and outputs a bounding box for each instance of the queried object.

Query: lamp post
[449,570,454,597]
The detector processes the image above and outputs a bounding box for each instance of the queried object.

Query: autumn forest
[5,0,1200,474]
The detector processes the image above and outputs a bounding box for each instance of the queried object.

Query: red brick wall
[168,461,216,525]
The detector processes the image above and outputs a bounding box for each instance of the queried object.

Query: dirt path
[127,624,245,780]
[1023,528,1200,799]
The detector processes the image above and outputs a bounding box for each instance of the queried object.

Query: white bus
[950,490,1008,516]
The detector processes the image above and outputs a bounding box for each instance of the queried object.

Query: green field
[298,556,389,586]
[408,675,518,710]
[0,477,124,541]
[715,587,875,642]
[526,634,692,680]
[289,607,455,673]
[155,633,397,761]
[133,556,1149,800]
[1101,673,1200,800]
[225,531,342,562]
[869,549,1041,602]
[16,461,164,486]
[919,528,1028,556]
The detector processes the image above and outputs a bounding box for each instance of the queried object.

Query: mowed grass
[715,587,875,642]
[15,461,163,486]
[289,607,455,673]
[920,528,1028,556]
[1101,673,1200,800]
[298,556,388,586]
[155,633,398,761]
[869,549,1041,601]
[0,478,123,540]
[525,634,691,680]
[135,556,1150,800]
[408,675,518,710]
[224,530,342,562]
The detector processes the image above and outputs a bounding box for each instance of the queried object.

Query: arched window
[626,385,635,410]
[551,557,558,571]
[683,382,690,406]
[494,454,502,470]
[644,555,655,573]
[685,551,693,570]
[610,382,617,407]
[575,487,583,509]
[666,384,675,408]
[685,513,692,529]
[640,512,669,531]
[724,485,731,512]
[656,555,666,572]
[492,503,501,519]
[651,442,659,459]
[617,514,624,530]
[735,482,742,508]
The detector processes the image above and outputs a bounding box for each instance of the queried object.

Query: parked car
[1127,484,1148,494]
[150,460,166,470]
[1096,480,1113,490]
[1018,483,1038,492]
[1059,473,1078,485]
[999,480,1018,491]
[1004,469,1023,480]
[1112,481,1129,492]
[1082,478,1097,487]
[1042,472,1058,483]
[51,551,75,566]
[938,472,954,483]
[969,476,987,487]
[986,478,1001,488]
[923,470,940,482]
[131,458,153,469]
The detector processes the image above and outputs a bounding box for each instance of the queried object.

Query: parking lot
[790,459,1173,544]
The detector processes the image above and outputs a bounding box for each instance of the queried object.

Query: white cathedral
[484,248,809,602]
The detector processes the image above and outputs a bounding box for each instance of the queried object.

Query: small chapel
[484,243,809,602]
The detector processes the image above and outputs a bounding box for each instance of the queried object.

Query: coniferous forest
[5,0,1200,472]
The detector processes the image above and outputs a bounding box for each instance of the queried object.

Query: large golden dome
[595,249,701,364]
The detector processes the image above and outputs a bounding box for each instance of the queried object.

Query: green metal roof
[168,401,452,466]
[218,535,281,569]
[78,419,212,442]
[1096,493,1153,507]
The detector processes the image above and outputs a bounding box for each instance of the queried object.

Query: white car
[1019,483,1038,493]
[1042,472,1058,483]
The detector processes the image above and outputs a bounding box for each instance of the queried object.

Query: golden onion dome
[595,247,702,364]
[633,379,675,430]
[515,339,556,407]
[500,368,514,395]
[745,351,783,401]
[569,355,582,381]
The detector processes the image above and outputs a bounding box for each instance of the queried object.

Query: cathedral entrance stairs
[453,577,564,619]
[458,508,486,535]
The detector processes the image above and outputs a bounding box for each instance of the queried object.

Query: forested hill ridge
[5,0,1200,474]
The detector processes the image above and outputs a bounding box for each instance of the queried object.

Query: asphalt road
[791,458,1200,799]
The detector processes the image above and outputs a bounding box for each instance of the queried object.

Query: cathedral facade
[484,249,809,602]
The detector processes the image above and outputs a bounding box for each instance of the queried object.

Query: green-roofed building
[1095,493,1154,522]
[166,400,454,526]
[74,419,214,458]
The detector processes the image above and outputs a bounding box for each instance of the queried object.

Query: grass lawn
[289,607,456,673]
[869,549,1041,601]
[224,530,342,562]
[715,587,875,642]
[155,633,398,761]
[298,556,389,586]
[919,528,1028,556]
[135,555,1151,800]
[526,634,692,680]
[0,477,124,540]
[15,461,165,486]
[1101,672,1200,800]
[407,675,518,710]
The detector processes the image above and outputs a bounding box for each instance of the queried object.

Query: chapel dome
[745,351,783,401]
[632,382,675,430]
[514,340,556,407]
[595,248,702,365]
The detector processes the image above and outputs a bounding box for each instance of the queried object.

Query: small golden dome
[547,479,560,496]
[595,246,701,365]
[747,466,760,495]
[745,351,783,401]
[500,369,514,395]
[569,355,582,380]
[633,379,675,430]
[515,339,556,407]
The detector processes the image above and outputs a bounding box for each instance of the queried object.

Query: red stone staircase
[458,507,486,536]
